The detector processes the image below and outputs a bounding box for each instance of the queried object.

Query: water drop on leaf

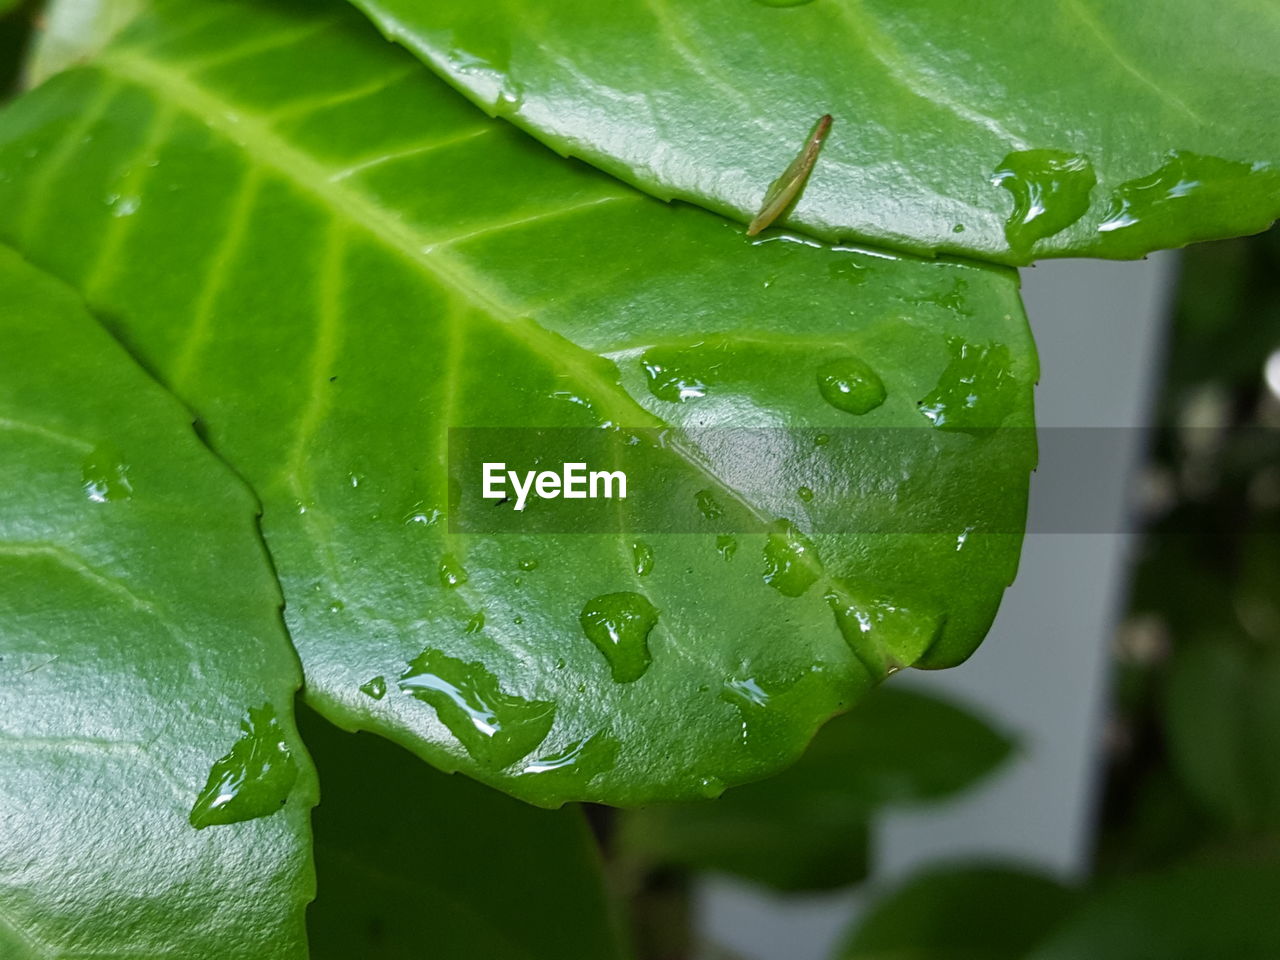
[580,591,659,683]
[189,703,298,829]
[439,553,469,588]
[82,445,132,502]
[991,149,1095,255]
[918,338,1019,432]
[399,650,554,767]
[816,357,887,415]
[631,540,655,576]
[696,489,725,521]
[826,589,945,677]
[641,347,710,402]
[762,520,822,596]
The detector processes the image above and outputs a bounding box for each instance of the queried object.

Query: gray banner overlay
[446,427,1269,534]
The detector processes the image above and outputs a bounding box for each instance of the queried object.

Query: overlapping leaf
[837,863,1078,960]
[1026,864,1280,960]
[302,706,626,959]
[620,685,1012,890]
[0,244,316,958]
[349,0,1280,264]
[0,0,1035,805]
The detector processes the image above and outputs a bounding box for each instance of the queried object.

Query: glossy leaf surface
[838,863,1078,960]
[302,706,626,959]
[0,244,316,958]
[350,0,1280,264]
[620,685,1012,890]
[0,0,1035,805]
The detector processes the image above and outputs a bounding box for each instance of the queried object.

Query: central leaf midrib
[91,45,783,536]
[94,47,662,432]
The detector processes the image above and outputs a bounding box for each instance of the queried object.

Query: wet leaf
[0,244,316,957]
[348,0,1280,264]
[0,0,1035,805]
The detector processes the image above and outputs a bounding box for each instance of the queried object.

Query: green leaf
[1026,863,1280,960]
[1163,638,1280,833]
[302,705,627,959]
[620,685,1012,891]
[837,863,1078,960]
[347,0,1280,264]
[0,0,1036,806]
[0,244,316,957]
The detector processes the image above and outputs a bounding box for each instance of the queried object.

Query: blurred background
[674,232,1280,959]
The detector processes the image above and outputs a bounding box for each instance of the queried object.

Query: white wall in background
[697,253,1178,960]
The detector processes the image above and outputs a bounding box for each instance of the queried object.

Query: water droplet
[106,193,140,218]
[721,677,774,747]
[991,149,1095,255]
[399,650,555,767]
[520,730,619,776]
[922,278,970,314]
[696,489,725,521]
[631,540,655,577]
[814,433,831,446]
[1098,151,1271,236]
[918,338,1019,432]
[465,611,485,633]
[952,223,966,233]
[816,357,887,415]
[493,77,524,115]
[797,486,814,503]
[955,525,975,551]
[82,446,132,502]
[722,676,770,709]
[698,775,726,798]
[439,553,468,588]
[326,598,344,614]
[762,519,822,596]
[716,534,738,560]
[360,676,387,700]
[518,558,539,571]
[579,591,659,683]
[405,504,442,526]
[189,703,298,829]
[826,590,945,677]
[641,346,711,402]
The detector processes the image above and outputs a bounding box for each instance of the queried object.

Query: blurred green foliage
[836,864,1079,960]
[1100,223,1280,872]
[836,225,1280,959]
[620,686,1012,893]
